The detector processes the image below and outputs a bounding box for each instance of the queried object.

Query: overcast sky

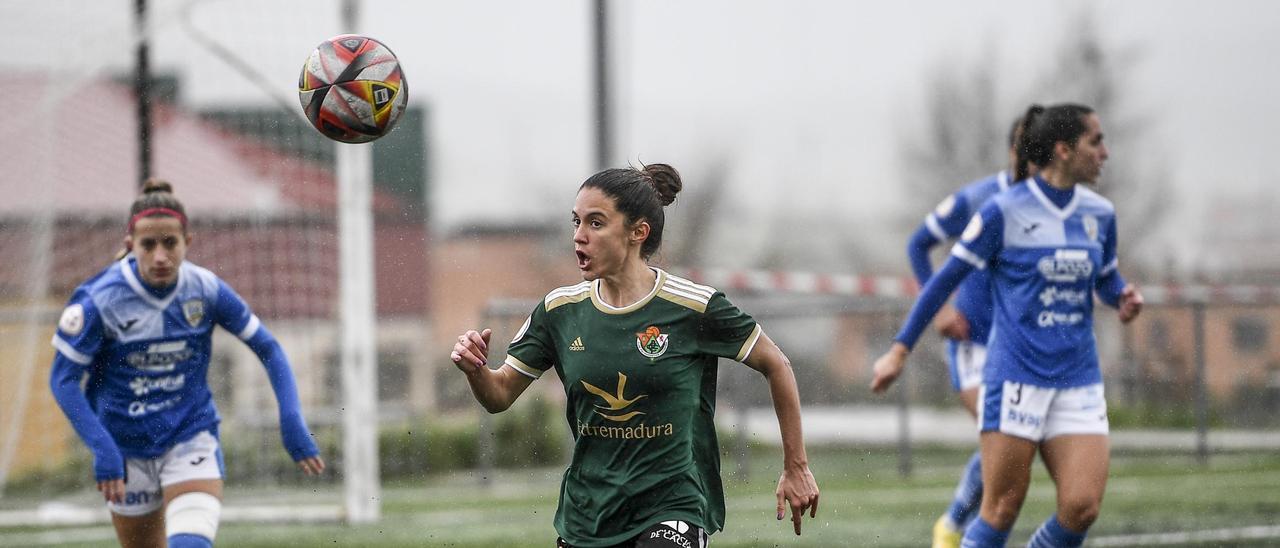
[5,0,1278,276]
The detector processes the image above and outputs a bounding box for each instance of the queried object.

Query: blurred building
[1120,304,1280,424]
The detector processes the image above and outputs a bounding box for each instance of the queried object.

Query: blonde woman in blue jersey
[907,115,1034,548]
[49,180,324,548]
[449,163,819,547]
[871,104,1143,547]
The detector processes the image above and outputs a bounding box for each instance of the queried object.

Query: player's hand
[869,343,910,394]
[935,305,971,341]
[297,455,325,476]
[775,465,819,535]
[97,478,125,504]
[1118,285,1144,324]
[450,329,492,374]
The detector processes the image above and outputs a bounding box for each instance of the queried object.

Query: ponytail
[1013,105,1045,182]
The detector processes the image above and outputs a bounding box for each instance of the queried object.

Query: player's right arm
[451,328,535,413]
[453,299,560,412]
[47,295,125,503]
[871,204,1004,393]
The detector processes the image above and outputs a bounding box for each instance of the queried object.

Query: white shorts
[108,431,224,517]
[978,381,1109,442]
[947,340,987,392]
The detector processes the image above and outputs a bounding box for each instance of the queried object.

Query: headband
[127,207,188,233]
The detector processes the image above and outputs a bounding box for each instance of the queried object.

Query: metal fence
[467,271,1280,480]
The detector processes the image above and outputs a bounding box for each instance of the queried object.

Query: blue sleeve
[216,278,317,460]
[243,327,320,461]
[51,291,104,366]
[49,356,123,482]
[1094,216,1126,307]
[214,280,317,459]
[893,203,1003,350]
[909,193,973,284]
[932,192,974,239]
[951,202,1005,270]
[906,226,940,285]
[893,258,975,350]
[48,294,123,481]
[212,279,260,340]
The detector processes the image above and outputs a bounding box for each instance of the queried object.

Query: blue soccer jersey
[949,177,1121,387]
[52,257,262,458]
[912,171,1012,344]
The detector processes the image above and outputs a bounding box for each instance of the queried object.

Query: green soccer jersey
[504,268,762,547]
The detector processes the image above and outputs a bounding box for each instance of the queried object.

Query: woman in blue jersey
[49,180,324,548]
[906,115,1033,547]
[449,164,819,547]
[871,104,1143,548]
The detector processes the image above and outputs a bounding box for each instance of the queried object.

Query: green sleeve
[503,301,556,378]
[697,292,762,362]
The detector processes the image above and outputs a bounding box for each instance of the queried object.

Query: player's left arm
[742,333,820,535]
[213,280,324,475]
[1093,216,1143,323]
[907,192,973,285]
[701,294,818,535]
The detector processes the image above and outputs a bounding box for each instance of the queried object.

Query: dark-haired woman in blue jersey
[906,115,1033,548]
[872,104,1143,547]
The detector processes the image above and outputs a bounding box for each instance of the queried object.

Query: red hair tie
[127,208,188,233]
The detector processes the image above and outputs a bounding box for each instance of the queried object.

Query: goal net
[0,0,428,527]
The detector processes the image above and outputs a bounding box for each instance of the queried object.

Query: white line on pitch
[0,526,116,547]
[1091,524,1280,546]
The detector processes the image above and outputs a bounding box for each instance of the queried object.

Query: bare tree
[1033,11,1169,276]
[898,44,1006,219]
[660,154,730,268]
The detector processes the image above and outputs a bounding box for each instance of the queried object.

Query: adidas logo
[569,337,585,351]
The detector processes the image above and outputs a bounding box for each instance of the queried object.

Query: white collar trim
[1028,177,1080,220]
[591,267,665,315]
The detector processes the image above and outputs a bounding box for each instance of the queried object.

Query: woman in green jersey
[450,163,819,548]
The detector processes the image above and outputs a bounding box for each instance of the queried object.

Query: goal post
[336,140,381,523]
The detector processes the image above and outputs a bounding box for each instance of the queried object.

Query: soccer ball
[298,34,408,144]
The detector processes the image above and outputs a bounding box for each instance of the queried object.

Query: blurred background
[1,0,1278,546]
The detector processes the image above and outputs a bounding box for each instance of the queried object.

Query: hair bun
[141,178,173,195]
[642,163,682,206]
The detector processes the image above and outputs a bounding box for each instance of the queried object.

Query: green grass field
[4,446,1279,547]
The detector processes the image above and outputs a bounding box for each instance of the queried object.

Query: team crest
[58,304,85,336]
[635,326,669,358]
[182,299,205,327]
[1082,214,1099,242]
